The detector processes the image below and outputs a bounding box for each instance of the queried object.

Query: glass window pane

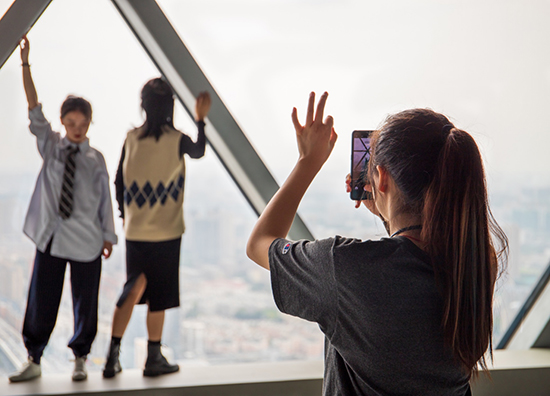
[2,0,550,381]
[0,0,324,378]
[0,0,162,377]
[0,0,14,19]
[157,0,550,345]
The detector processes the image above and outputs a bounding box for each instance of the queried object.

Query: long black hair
[368,108,508,376]
[139,77,174,140]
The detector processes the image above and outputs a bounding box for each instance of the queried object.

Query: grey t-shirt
[269,236,470,396]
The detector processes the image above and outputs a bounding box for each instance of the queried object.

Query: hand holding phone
[350,130,373,201]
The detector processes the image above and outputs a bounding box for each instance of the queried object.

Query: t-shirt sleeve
[269,237,338,336]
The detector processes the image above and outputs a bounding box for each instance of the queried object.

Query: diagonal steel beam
[110,0,314,241]
[0,0,52,69]
[498,262,550,349]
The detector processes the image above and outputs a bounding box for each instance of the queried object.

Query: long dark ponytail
[139,77,175,140]
[369,109,508,376]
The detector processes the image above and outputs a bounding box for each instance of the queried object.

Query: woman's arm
[180,122,205,159]
[22,35,59,158]
[20,36,38,110]
[99,170,117,258]
[246,92,337,270]
[180,91,211,159]
[114,145,126,219]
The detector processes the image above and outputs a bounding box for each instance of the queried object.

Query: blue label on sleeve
[282,242,291,255]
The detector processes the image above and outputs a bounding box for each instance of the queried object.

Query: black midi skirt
[117,237,182,312]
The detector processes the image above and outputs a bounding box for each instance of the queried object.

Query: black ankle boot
[103,339,122,378]
[143,341,179,377]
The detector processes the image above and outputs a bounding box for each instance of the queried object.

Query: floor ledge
[2,350,550,396]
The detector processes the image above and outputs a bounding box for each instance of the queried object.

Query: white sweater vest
[123,126,186,241]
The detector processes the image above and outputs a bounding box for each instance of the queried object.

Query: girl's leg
[144,307,178,376]
[146,309,165,342]
[111,273,147,337]
[103,273,147,378]
[22,246,67,363]
[68,255,101,358]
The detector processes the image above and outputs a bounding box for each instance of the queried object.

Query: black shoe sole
[103,367,122,379]
[143,366,180,377]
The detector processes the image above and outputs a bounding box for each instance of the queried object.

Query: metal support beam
[111,0,314,241]
[0,0,52,69]
[498,262,550,349]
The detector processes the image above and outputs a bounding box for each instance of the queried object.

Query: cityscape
[0,165,549,379]
[0,0,548,388]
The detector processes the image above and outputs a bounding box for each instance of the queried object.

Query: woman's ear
[376,165,389,193]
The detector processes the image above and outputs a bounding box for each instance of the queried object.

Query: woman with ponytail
[247,93,507,395]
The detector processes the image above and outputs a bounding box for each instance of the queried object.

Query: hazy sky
[1,0,550,195]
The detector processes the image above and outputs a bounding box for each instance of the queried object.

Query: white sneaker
[8,358,41,382]
[72,356,88,381]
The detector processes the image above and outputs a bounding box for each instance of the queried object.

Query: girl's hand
[195,91,211,121]
[345,173,379,214]
[102,241,113,259]
[292,92,338,170]
[20,35,30,64]
[345,173,362,209]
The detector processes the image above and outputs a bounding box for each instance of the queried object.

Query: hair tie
[442,124,454,135]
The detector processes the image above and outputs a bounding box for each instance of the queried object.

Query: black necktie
[59,146,79,219]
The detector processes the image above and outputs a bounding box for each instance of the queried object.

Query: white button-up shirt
[23,104,117,262]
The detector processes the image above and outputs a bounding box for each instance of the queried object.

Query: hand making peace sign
[291,92,338,169]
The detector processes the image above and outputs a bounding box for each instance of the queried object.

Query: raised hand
[195,91,211,122]
[20,35,30,64]
[291,92,338,169]
[246,91,337,269]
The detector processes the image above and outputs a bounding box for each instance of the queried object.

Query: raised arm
[21,36,60,158]
[180,92,211,159]
[20,36,38,110]
[246,92,337,269]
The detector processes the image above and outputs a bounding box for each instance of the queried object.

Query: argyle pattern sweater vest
[123,127,186,241]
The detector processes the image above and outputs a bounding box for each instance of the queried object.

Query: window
[1,0,550,380]
[0,0,322,377]
[156,0,550,345]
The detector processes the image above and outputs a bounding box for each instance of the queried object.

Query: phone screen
[350,130,373,201]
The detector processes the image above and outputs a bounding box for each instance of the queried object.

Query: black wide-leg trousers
[22,241,102,363]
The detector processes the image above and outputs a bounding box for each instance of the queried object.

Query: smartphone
[350,130,373,201]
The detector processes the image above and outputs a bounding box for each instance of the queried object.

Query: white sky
[1,0,550,193]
